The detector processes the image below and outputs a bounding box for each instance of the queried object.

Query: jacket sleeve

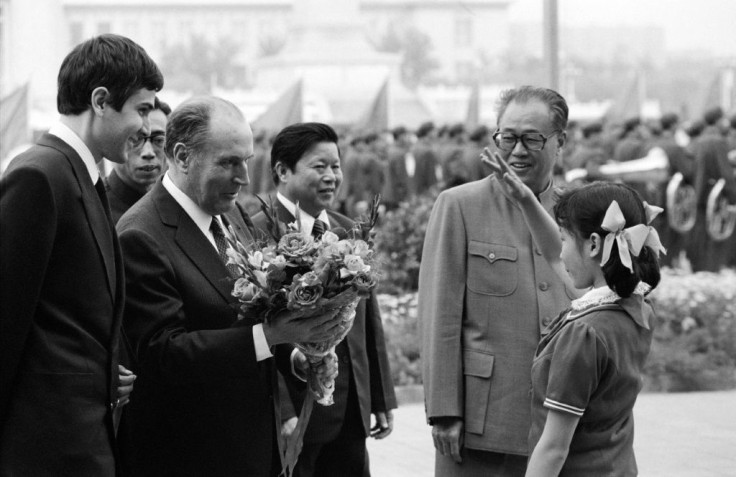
[118,227,261,385]
[0,166,56,425]
[418,191,467,420]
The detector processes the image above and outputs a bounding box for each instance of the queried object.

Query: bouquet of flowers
[224,195,382,405]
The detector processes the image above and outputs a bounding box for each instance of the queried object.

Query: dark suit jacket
[412,141,439,195]
[0,133,124,475]
[251,201,397,444]
[106,168,145,225]
[117,180,295,476]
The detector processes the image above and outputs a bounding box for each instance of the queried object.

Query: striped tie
[312,219,327,238]
[210,217,238,278]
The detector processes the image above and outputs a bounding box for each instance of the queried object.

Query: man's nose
[140,140,155,158]
[511,138,528,155]
[233,161,249,185]
[139,116,151,137]
[322,167,337,182]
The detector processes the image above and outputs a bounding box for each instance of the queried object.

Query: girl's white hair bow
[600,201,666,273]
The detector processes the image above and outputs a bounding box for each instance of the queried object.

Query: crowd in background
[243,106,736,273]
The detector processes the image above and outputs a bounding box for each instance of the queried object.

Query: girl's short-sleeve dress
[528,294,654,477]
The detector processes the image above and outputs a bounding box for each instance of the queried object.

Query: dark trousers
[294,373,369,477]
[435,448,527,477]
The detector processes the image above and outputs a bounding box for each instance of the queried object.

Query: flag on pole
[1,83,30,165]
[253,79,304,132]
[465,81,480,129]
[355,77,389,131]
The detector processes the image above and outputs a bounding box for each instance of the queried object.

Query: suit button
[539,282,549,291]
[542,316,551,326]
[535,248,542,256]
[488,252,496,260]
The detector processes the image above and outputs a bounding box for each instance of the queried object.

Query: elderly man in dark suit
[420,86,572,476]
[118,97,341,477]
[107,97,171,224]
[252,122,397,477]
[0,34,162,475]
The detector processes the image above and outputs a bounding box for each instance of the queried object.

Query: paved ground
[367,389,736,476]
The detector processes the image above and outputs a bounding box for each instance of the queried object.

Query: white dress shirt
[48,122,99,184]
[276,191,331,233]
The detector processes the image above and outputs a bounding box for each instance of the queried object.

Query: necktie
[95,177,114,232]
[312,219,327,238]
[210,217,239,278]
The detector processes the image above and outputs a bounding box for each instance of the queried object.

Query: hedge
[378,268,736,392]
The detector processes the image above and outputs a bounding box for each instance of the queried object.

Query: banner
[252,79,303,132]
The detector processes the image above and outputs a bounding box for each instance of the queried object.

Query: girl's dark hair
[554,182,661,297]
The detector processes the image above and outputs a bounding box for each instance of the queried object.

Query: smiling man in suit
[0,34,163,475]
[252,122,397,477]
[117,98,342,476]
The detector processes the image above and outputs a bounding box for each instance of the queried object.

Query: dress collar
[568,283,651,329]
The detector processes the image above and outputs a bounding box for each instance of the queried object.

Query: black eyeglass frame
[492,130,560,152]
[130,132,166,150]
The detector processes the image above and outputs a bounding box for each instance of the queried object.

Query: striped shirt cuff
[544,398,585,416]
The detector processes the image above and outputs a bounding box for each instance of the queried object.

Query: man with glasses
[419,86,572,476]
[107,98,171,223]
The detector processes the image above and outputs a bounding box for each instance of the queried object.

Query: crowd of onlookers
[244,106,736,273]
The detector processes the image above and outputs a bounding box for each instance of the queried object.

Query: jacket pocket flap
[468,241,518,264]
[463,350,495,378]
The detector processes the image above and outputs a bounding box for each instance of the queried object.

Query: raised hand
[480,148,534,203]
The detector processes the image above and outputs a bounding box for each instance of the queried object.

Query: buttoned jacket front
[420,175,571,455]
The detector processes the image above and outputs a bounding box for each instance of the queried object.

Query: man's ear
[588,232,603,258]
[172,143,190,172]
[557,130,567,149]
[275,161,289,183]
[90,87,109,117]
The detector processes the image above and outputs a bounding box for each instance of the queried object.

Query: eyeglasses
[130,132,165,150]
[492,131,559,152]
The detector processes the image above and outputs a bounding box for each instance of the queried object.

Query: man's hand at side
[432,416,464,463]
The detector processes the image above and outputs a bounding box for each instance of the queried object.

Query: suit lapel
[152,183,234,302]
[39,134,117,301]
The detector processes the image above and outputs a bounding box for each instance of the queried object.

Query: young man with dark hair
[0,34,163,474]
[253,122,397,477]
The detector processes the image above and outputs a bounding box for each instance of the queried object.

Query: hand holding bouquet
[224,195,381,406]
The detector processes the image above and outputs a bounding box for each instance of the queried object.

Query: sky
[506,0,736,56]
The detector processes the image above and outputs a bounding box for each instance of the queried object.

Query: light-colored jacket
[419,175,572,455]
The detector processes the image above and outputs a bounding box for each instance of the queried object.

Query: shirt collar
[276,192,331,234]
[162,172,216,240]
[48,121,99,184]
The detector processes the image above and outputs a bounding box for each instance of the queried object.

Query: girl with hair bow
[482,150,665,477]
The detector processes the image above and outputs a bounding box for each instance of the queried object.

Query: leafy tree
[373,22,439,89]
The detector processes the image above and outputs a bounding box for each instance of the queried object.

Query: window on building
[70,21,84,46]
[455,16,473,47]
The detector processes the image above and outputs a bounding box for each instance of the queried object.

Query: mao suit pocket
[467,241,518,296]
[463,349,495,435]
